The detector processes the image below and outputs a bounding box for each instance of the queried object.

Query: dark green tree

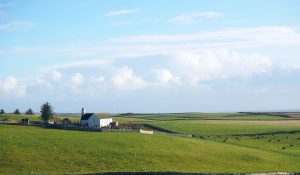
[0,109,5,114]
[40,102,54,122]
[25,108,34,115]
[13,109,21,115]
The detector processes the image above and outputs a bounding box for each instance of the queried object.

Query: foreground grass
[0,125,300,174]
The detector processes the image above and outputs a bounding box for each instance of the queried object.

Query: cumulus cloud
[49,70,62,81]
[172,50,273,84]
[153,69,180,86]
[112,67,146,90]
[91,76,105,84]
[71,73,85,86]
[169,11,223,23]
[0,76,26,97]
[104,9,141,17]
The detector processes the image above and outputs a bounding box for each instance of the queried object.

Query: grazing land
[0,113,300,174]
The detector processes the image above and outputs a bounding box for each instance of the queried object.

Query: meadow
[0,124,300,174]
[0,113,300,174]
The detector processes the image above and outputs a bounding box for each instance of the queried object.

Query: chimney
[81,107,85,116]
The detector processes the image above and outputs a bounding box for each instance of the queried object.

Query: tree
[40,102,54,122]
[14,109,21,115]
[0,109,5,114]
[25,108,34,115]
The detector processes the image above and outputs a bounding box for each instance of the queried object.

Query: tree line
[0,108,34,115]
[1,102,55,122]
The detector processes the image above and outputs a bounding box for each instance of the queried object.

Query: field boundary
[141,123,300,139]
[142,124,193,137]
[81,172,300,175]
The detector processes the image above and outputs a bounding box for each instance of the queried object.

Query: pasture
[1,112,300,174]
[0,124,300,174]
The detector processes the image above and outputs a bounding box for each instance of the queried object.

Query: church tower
[81,107,85,116]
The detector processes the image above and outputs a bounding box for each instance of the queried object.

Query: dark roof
[80,113,95,120]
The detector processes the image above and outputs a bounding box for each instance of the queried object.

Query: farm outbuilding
[79,108,112,128]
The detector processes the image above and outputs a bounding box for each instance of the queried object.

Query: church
[79,108,112,128]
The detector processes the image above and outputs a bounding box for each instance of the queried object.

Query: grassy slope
[1,125,299,174]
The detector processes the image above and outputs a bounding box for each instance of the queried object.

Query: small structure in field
[140,129,154,135]
[79,108,112,128]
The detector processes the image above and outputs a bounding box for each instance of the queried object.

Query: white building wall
[80,114,112,128]
[100,118,112,127]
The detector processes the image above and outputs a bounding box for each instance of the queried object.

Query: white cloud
[0,76,26,97]
[71,73,85,86]
[33,77,54,90]
[169,11,223,23]
[0,76,17,93]
[91,76,105,84]
[50,70,62,81]
[172,50,273,84]
[153,69,180,86]
[44,60,109,70]
[113,26,300,45]
[104,9,141,17]
[0,21,34,31]
[112,67,146,90]
[2,26,299,60]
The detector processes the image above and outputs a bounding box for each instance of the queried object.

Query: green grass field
[0,124,299,174]
[148,120,300,136]
[1,113,300,174]
[208,133,300,156]
[114,113,297,121]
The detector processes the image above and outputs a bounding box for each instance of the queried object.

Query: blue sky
[1,0,300,113]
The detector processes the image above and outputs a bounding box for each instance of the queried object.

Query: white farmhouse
[80,108,112,128]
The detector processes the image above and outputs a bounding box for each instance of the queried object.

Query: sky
[1,0,300,113]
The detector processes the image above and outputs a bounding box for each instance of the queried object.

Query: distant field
[114,112,298,122]
[113,113,300,136]
[0,124,299,174]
